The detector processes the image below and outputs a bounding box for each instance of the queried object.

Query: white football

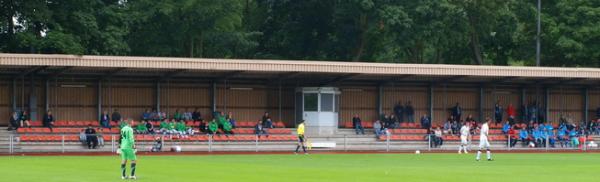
[415,150,421,154]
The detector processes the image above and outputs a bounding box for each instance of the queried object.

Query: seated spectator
[192,108,203,122]
[216,111,227,129]
[545,126,556,148]
[420,114,431,132]
[159,119,171,135]
[97,128,104,147]
[222,120,234,136]
[508,125,518,147]
[173,109,183,121]
[146,120,155,134]
[142,109,152,121]
[226,112,236,129]
[42,110,55,132]
[150,109,161,121]
[183,109,193,121]
[569,129,579,148]
[255,120,268,138]
[557,126,569,148]
[502,121,510,134]
[175,120,192,138]
[84,125,98,149]
[79,129,87,145]
[382,114,393,129]
[389,114,398,129]
[208,119,218,135]
[263,118,274,129]
[20,110,31,128]
[519,127,530,147]
[443,119,452,135]
[352,114,365,135]
[373,120,383,138]
[261,112,271,125]
[8,111,20,131]
[151,137,163,152]
[433,127,444,147]
[532,126,543,148]
[451,120,460,135]
[136,121,148,134]
[100,110,110,128]
[198,120,207,133]
[111,109,121,123]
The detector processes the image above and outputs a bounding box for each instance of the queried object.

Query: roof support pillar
[11,78,17,111]
[211,81,217,115]
[479,86,484,122]
[45,79,49,113]
[520,88,526,122]
[544,87,550,123]
[377,83,383,117]
[429,84,434,122]
[583,87,589,123]
[29,75,37,121]
[97,80,102,121]
[278,81,282,123]
[155,81,161,112]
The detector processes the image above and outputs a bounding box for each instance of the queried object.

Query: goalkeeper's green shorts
[120,149,137,161]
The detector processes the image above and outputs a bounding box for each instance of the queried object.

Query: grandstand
[1,53,600,153]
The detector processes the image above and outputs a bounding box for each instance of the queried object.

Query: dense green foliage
[0,153,598,181]
[1,0,598,67]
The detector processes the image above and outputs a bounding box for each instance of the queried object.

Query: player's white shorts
[478,137,490,149]
[460,136,468,145]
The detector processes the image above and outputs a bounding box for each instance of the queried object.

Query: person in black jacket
[254,120,268,138]
[20,110,31,128]
[100,110,110,128]
[84,124,98,149]
[111,109,122,123]
[352,114,365,135]
[393,102,404,123]
[405,101,415,123]
[8,111,20,131]
[42,110,55,132]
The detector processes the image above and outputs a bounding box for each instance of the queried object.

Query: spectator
[136,121,148,134]
[557,125,569,148]
[420,114,431,132]
[451,120,459,136]
[20,110,31,128]
[494,101,503,124]
[183,109,193,121]
[373,120,383,138]
[173,109,183,121]
[8,111,20,131]
[405,101,415,123]
[262,112,273,128]
[151,137,163,152]
[222,119,234,136]
[545,125,556,148]
[393,102,404,123]
[532,126,544,148]
[382,114,393,129]
[159,119,171,135]
[443,117,453,135]
[521,103,529,123]
[352,114,365,135]
[596,107,600,120]
[79,129,87,145]
[569,129,579,148]
[84,124,98,149]
[100,110,110,128]
[111,109,121,123]
[175,120,190,138]
[97,128,104,147]
[255,120,268,138]
[216,111,228,129]
[192,108,203,122]
[389,114,398,129]
[519,126,530,147]
[507,103,516,125]
[208,119,218,135]
[146,120,155,134]
[433,127,444,147]
[502,121,510,134]
[529,102,538,123]
[451,103,462,122]
[226,112,236,129]
[142,109,152,121]
[508,125,518,147]
[198,120,207,133]
[42,110,55,132]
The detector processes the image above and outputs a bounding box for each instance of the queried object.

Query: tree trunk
[198,32,204,58]
[189,36,194,58]
[352,14,367,62]
[468,15,483,65]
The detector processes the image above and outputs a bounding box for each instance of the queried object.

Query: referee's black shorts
[298,134,305,143]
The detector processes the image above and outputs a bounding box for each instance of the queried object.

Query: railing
[3,133,598,154]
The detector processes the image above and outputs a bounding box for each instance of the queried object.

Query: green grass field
[0,153,597,182]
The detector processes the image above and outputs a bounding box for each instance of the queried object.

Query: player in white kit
[458,122,470,154]
[476,117,493,161]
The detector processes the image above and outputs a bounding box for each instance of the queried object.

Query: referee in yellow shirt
[295,120,308,154]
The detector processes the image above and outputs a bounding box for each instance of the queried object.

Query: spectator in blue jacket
[569,129,579,148]
[519,127,530,147]
[545,126,555,148]
[352,114,365,135]
[502,121,510,134]
[420,114,431,132]
[532,126,543,148]
[557,127,569,148]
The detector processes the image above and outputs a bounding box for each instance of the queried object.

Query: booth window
[321,93,334,112]
[304,93,318,111]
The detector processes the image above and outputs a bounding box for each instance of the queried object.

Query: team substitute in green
[119,119,137,180]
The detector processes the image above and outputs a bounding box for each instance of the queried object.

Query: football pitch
[0,153,597,182]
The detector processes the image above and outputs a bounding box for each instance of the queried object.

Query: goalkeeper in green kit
[118,119,137,180]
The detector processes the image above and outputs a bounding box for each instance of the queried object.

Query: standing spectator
[373,120,383,138]
[226,112,236,129]
[42,110,55,132]
[255,120,269,138]
[596,107,600,120]
[261,112,272,128]
[84,124,98,149]
[8,111,20,131]
[420,114,431,132]
[192,108,203,122]
[452,103,462,122]
[111,109,121,123]
[538,104,546,123]
[393,102,404,123]
[100,110,110,128]
[494,101,503,124]
[506,103,516,125]
[142,109,152,121]
[405,101,415,123]
[20,110,31,128]
[529,102,538,123]
[352,114,365,135]
[521,102,529,122]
